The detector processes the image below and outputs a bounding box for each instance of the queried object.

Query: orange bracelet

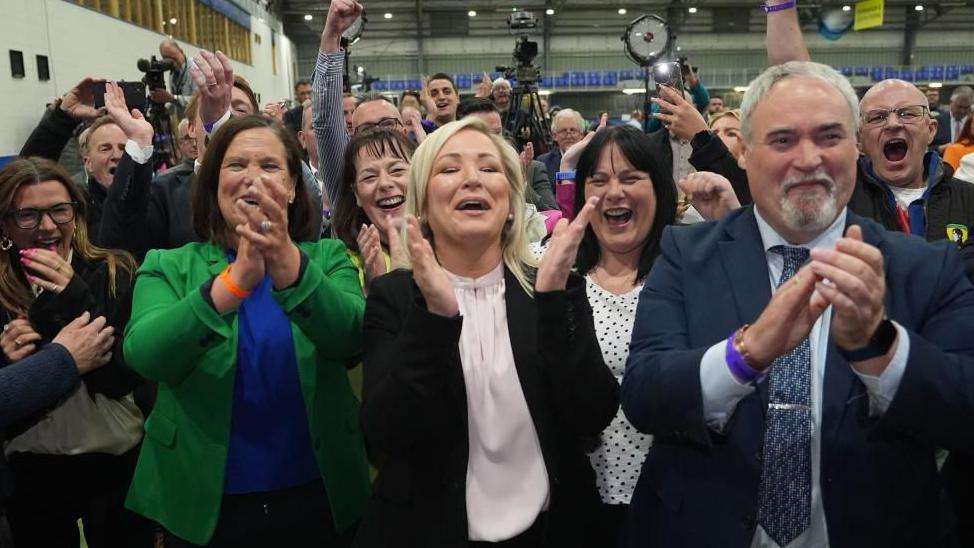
[218,265,252,299]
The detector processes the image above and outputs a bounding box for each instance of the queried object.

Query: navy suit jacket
[537,148,563,193]
[932,110,959,150]
[621,207,974,548]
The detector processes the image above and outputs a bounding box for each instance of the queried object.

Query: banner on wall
[200,0,252,29]
[854,0,884,30]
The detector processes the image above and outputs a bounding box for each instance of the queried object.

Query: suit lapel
[503,268,552,454]
[717,208,774,330]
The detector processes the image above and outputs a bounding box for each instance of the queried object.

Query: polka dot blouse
[585,277,652,505]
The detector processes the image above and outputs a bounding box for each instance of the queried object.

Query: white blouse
[585,277,652,505]
[445,263,549,542]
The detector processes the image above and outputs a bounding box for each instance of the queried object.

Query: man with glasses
[851,79,974,247]
[537,109,584,190]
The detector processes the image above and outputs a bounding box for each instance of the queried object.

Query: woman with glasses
[0,157,150,548]
[123,115,369,547]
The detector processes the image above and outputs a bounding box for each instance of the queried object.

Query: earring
[507,213,514,221]
[0,235,11,251]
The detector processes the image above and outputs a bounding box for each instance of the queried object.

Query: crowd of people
[0,0,973,547]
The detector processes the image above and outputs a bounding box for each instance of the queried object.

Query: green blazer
[123,240,370,545]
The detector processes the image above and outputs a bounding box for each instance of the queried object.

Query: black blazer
[932,110,960,150]
[356,268,618,548]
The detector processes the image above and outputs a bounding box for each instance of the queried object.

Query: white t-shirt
[887,185,926,209]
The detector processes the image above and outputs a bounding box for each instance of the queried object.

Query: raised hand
[419,76,437,121]
[678,171,741,221]
[809,225,891,371]
[262,101,287,122]
[385,215,409,270]
[519,142,534,180]
[476,72,493,98]
[321,0,364,52]
[190,50,235,126]
[405,215,458,317]
[104,81,153,147]
[19,248,73,296]
[357,223,387,286]
[52,312,115,374]
[1,318,41,362]
[60,77,106,120]
[536,196,599,292]
[402,107,426,144]
[559,113,607,172]
[652,84,709,141]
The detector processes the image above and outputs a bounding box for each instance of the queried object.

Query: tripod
[503,82,552,154]
[145,100,175,172]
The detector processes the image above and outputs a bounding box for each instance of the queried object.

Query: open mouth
[241,197,260,207]
[457,198,490,211]
[883,138,909,162]
[34,237,60,251]
[604,207,633,226]
[436,101,450,110]
[376,195,405,210]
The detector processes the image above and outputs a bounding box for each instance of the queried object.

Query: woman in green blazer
[123,115,370,547]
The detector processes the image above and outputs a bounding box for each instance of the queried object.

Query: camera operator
[152,39,197,118]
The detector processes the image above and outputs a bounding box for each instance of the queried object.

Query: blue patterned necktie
[757,245,812,547]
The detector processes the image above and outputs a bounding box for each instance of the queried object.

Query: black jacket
[356,268,618,548]
[99,157,195,260]
[0,255,141,437]
[19,106,108,245]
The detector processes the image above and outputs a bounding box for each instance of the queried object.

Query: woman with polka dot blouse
[569,126,677,545]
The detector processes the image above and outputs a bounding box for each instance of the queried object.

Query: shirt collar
[753,205,847,253]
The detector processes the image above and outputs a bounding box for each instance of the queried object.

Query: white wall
[0,0,297,157]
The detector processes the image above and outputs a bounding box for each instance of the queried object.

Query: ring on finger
[51,284,61,293]
[260,219,273,234]
[14,338,22,347]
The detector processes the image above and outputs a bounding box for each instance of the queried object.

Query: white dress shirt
[446,263,549,542]
[698,207,911,548]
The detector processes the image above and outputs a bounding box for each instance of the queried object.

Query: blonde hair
[708,108,741,129]
[404,117,538,296]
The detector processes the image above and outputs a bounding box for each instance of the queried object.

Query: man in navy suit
[622,61,974,548]
[931,86,972,152]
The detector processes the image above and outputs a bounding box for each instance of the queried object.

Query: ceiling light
[169,17,177,24]
[384,12,392,19]
[929,82,943,88]
[303,14,312,21]
[841,5,851,11]
[468,10,477,17]
[914,4,924,10]
[545,8,555,15]
[622,87,646,95]
[688,7,697,14]
[538,89,553,96]
[618,8,627,15]
[734,86,749,93]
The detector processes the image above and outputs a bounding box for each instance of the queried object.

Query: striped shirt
[312,50,351,211]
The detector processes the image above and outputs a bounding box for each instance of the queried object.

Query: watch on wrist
[838,318,896,362]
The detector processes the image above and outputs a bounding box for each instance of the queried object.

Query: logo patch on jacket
[947,223,968,245]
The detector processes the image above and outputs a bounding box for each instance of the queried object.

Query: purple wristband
[725,330,766,385]
[761,0,796,12]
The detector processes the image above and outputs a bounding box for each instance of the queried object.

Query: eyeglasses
[354,117,404,135]
[178,135,196,144]
[555,127,581,136]
[862,105,929,127]
[5,202,79,230]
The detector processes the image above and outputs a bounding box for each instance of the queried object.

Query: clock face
[626,15,670,64]
[343,15,365,43]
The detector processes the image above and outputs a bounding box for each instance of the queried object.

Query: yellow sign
[854,0,885,30]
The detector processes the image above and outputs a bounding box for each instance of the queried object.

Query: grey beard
[779,173,838,233]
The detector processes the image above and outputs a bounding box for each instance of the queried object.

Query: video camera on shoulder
[137,55,176,94]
